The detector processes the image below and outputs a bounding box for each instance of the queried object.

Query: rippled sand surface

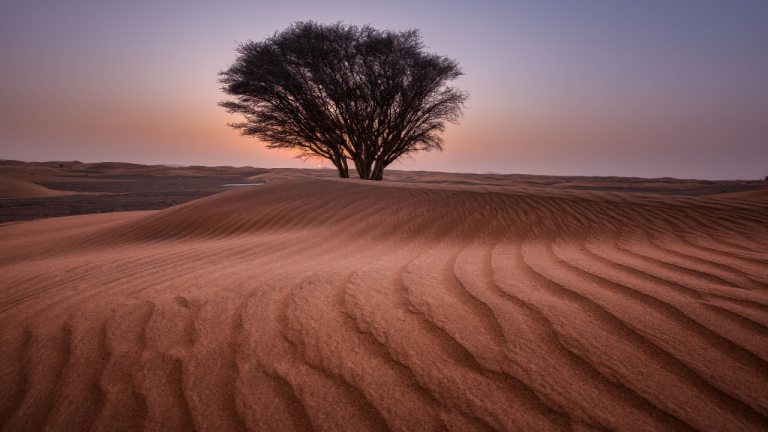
[1,179,767,431]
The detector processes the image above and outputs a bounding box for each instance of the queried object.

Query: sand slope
[708,189,768,200]
[0,177,80,199]
[1,179,767,431]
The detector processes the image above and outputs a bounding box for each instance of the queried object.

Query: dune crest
[1,179,767,431]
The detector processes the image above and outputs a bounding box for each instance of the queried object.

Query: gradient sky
[1,0,766,179]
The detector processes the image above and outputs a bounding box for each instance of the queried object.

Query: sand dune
[1,179,768,431]
[3,159,765,196]
[708,188,768,200]
[149,169,202,177]
[0,177,80,199]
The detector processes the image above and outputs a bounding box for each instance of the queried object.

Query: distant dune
[0,177,80,199]
[3,159,767,195]
[708,188,768,200]
[1,176,767,431]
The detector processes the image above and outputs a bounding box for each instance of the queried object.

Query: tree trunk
[336,163,349,178]
[353,155,370,180]
[331,153,349,178]
[364,150,375,180]
[371,159,386,181]
[354,159,366,179]
[339,157,349,178]
[350,154,387,180]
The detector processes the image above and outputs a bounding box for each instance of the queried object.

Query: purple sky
[1,0,766,179]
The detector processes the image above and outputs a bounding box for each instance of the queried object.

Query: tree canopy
[218,21,468,180]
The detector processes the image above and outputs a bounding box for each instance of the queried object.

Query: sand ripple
[1,179,767,431]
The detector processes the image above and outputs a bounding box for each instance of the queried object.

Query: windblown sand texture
[2,178,768,431]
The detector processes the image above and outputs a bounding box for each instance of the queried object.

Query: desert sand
[708,189,768,201]
[1,165,768,431]
[0,177,81,199]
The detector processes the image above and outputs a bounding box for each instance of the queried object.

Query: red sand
[0,177,80,199]
[1,177,767,431]
[708,188,768,200]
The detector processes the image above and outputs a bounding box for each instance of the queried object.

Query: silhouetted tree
[218,21,467,180]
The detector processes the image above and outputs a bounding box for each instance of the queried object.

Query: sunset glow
[1,1,766,179]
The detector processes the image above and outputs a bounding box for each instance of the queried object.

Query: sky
[1,0,766,180]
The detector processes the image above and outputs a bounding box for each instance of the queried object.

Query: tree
[218,21,468,180]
